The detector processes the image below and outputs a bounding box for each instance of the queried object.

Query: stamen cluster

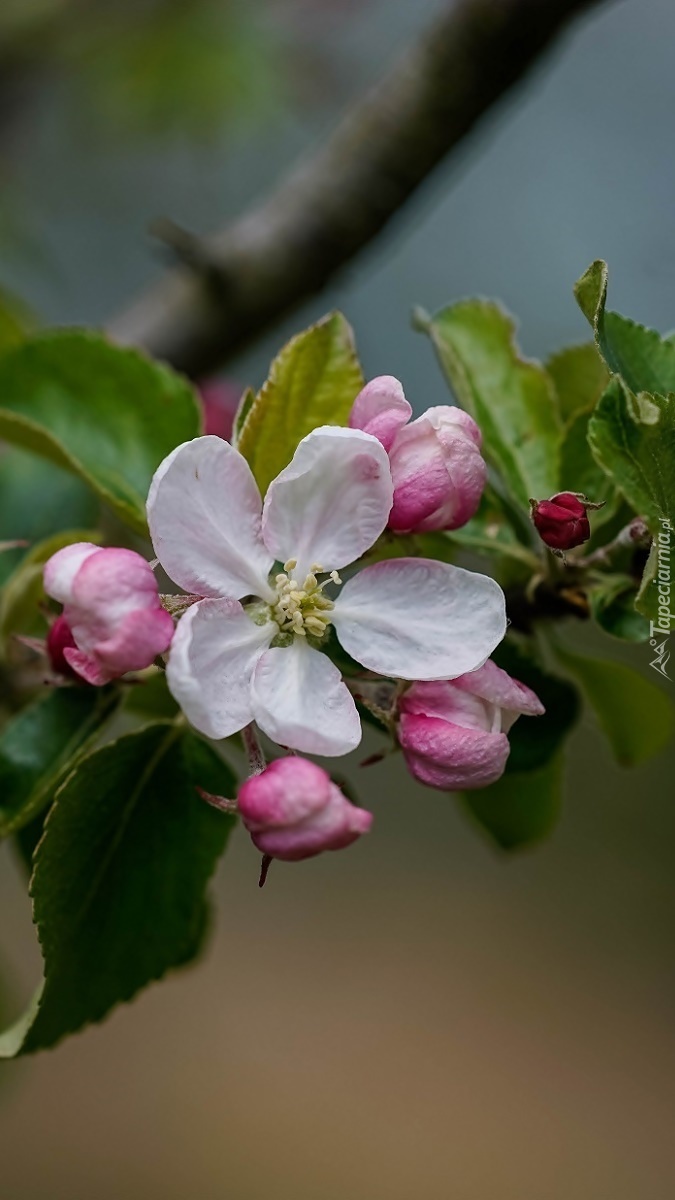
[271,559,341,638]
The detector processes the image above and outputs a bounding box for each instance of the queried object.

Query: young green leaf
[0,448,99,585]
[553,642,674,766]
[575,260,675,394]
[589,576,650,642]
[422,300,560,509]
[546,342,609,423]
[545,342,617,525]
[0,686,121,838]
[587,378,675,531]
[461,754,563,851]
[0,330,201,535]
[0,722,236,1056]
[237,312,364,493]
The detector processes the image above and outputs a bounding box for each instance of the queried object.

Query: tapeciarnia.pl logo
[649,517,673,680]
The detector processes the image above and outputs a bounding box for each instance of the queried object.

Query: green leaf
[575,260,675,394]
[546,342,609,423]
[0,448,99,585]
[0,686,120,838]
[589,575,650,642]
[232,386,256,446]
[122,669,180,719]
[553,642,674,766]
[237,313,364,493]
[492,639,581,772]
[0,527,103,649]
[445,488,541,571]
[559,404,615,508]
[0,330,201,535]
[0,723,236,1056]
[422,300,560,509]
[461,754,563,851]
[587,378,675,531]
[0,286,34,355]
[550,342,616,517]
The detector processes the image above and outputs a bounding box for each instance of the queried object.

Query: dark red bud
[46,614,80,679]
[530,492,593,551]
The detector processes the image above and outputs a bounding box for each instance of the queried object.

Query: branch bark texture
[108,0,607,376]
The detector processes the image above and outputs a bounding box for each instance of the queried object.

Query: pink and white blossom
[398,660,544,791]
[238,756,372,861]
[147,427,507,756]
[43,543,174,685]
[350,376,487,533]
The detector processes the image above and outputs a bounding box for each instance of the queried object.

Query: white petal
[166,597,274,740]
[147,436,274,601]
[251,639,362,756]
[43,542,100,604]
[332,558,506,681]
[261,427,393,580]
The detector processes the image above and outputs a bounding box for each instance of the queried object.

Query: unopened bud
[530,492,604,552]
[237,756,372,862]
[46,614,80,680]
[43,543,174,686]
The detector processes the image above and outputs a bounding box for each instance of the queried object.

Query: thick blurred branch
[108,0,607,376]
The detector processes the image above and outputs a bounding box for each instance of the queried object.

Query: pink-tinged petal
[453,659,545,728]
[166,597,274,740]
[63,646,115,687]
[251,797,372,861]
[388,407,487,534]
[332,558,506,681]
[46,615,80,680]
[43,542,100,605]
[238,756,372,861]
[238,756,330,827]
[399,713,510,791]
[251,639,362,756]
[261,427,393,581]
[399,680,499,734]
[349,376,412,451]
[147,436,274,601]
[65,548,173,675]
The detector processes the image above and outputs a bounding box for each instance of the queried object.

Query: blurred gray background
[2,1,675,1196]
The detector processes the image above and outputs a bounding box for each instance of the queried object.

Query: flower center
[271,559,341,639]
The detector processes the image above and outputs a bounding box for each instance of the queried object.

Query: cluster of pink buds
[530,491,604,553]
[350,376,487,533]
[43,543,174,685]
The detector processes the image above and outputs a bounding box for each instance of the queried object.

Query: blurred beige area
[1,681,675,1200]
[2,0,675,1196]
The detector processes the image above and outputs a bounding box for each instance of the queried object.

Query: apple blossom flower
[349,376,487,533]
[238,756,372,861]
[43,543,175,685]
[530,492,604,552]
[398,659,544,791]
[147,427,506,756]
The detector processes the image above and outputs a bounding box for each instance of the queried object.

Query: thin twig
[107,0,608,376]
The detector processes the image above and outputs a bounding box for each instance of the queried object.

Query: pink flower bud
[349,376,412,452]
[530,492,592,551]
[398,660,544,791]
[43,543,174,686]
[198,379,241,441]
[350,377,487,533]
[237,756,373,862]
[46,614,79,680]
